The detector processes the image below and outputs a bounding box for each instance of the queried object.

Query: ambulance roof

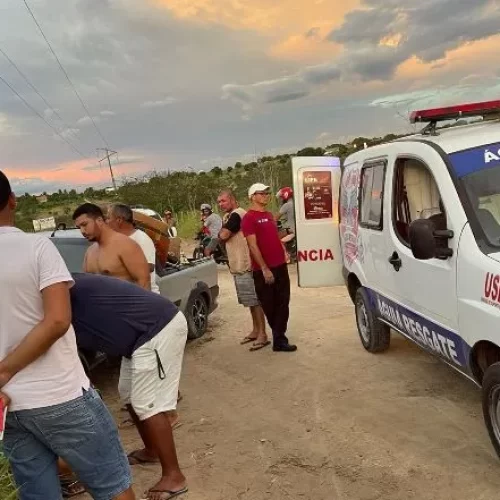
[395,119,500,154]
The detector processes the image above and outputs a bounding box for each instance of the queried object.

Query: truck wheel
[355,287,390,353]
[482,362,500,458]
[187,292,209,340]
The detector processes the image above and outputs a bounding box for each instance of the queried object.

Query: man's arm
[219,212,241,242]
[83,247,90,272]
[119,239,151,290]
[0,283,71,385]
[245,235,275,284]
[0,237,74,387]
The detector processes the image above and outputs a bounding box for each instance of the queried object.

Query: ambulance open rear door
[292,157,344,288]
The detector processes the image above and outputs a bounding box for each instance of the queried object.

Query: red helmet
[277,187,293,201]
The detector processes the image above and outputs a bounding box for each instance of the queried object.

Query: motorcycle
[277,220,297,264]
[192,229,229,265]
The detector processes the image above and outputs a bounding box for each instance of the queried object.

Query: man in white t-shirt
[107,203,160,294]
[0,171,135,500]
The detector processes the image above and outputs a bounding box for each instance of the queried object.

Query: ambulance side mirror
[409,219,437,260]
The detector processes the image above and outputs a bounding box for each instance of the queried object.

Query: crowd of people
[0,168,297,500]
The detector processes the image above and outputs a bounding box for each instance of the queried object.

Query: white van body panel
[457,224,500,352]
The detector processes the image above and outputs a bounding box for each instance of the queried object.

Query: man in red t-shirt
[241,183,297,352]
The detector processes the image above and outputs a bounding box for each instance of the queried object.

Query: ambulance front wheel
[355,288,391,353]
[481,362,500,458]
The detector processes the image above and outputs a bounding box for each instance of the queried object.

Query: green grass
[0,454,17,499]
[176,210,202,239]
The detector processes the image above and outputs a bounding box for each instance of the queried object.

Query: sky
[1,0,500,194]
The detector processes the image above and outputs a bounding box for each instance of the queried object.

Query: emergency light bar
[410,99,500,124]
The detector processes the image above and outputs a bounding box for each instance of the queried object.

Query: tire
[482,362,500,458]
[186,292,209,340]
[355,287,391,353]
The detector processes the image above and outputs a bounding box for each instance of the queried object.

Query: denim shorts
[3,387,132,500]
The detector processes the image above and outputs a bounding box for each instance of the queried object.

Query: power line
[0,46,82,146]
[21,0,110,149]
[0,72,89,159]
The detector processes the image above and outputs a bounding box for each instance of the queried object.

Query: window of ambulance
[449,142,500,247]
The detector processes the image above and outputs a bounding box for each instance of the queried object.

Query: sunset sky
[1,0,500,193]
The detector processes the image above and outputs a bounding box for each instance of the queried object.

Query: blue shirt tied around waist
[70,273,179,358]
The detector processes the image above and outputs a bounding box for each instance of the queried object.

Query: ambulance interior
[461,164,500,244]
[393,158,446,244]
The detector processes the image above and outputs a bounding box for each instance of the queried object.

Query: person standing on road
[210,190,268,350]
[107,203,183,427]
[0,171,135,500]
[107,203,160,294]
[73,203,151,290]
[70,272,188,500]
[241,183,297,353]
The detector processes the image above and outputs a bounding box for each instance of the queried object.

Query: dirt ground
[90,266,500,500]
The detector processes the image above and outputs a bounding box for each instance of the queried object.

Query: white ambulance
[292,99,500,457]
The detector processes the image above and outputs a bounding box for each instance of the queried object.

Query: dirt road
[92,266,500,500]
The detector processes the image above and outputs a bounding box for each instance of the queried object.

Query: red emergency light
[410,99,500,124]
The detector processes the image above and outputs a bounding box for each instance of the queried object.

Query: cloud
[77,116,101,125]
[222,61,341,110]
[223,0,499,111]
[9,176,69,195]
[141,97,177,108]
[329,0,500,80]
[100,110,115,116]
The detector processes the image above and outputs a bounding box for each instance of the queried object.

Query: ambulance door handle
[388,251,402,272]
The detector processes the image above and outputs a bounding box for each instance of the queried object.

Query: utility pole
[97,148,118,191]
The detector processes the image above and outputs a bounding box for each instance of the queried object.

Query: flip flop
[119,417,135,428]
[128,450,160,465]
[249,340,271,351]
[240,336,258,345]
[60,478,86,498]
[171,421,183,430]
[141,486,188,500]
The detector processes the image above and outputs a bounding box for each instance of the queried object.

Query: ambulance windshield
[449,142,500,246]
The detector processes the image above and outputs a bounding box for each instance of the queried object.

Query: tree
[296,147,324,156]
[211,166,223,176]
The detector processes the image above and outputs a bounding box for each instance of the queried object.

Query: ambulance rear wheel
[355,287,390,353]
[481,362,500,458]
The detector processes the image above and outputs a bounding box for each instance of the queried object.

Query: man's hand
[0,371,11,391]
[0,390,11,408]
[263,268,275,285]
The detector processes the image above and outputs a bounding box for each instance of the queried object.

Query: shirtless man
[72,203,150,290]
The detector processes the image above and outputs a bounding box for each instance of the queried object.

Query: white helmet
[200,203,212,211]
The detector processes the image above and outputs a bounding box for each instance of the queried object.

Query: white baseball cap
[248,183,271,199]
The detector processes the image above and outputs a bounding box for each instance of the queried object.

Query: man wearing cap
[241,183,297,353]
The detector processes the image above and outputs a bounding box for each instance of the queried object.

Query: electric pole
[97,148,118,191]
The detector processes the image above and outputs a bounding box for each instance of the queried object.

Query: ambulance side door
[380,142,468,369]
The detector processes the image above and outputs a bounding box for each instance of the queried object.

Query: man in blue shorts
[0,170,135,500]
[70,272,188,500]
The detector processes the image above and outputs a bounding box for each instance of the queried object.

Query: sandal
[60,477,86,498]
[249,340,271,351]
[240,335,258,345]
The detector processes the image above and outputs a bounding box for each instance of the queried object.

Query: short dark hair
[0,170,12,211]
[72,203,104,221]
[111,203,134,224]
